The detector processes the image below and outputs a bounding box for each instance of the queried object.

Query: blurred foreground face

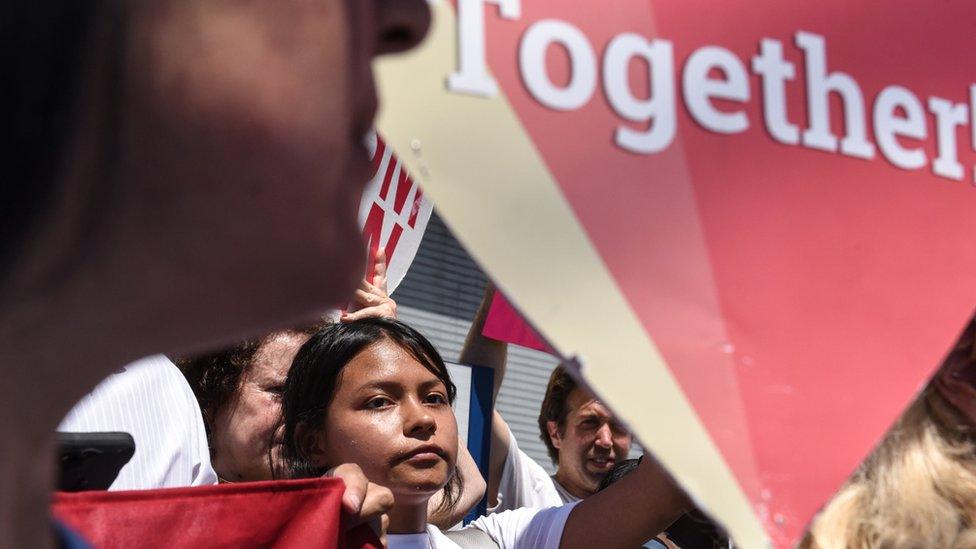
[107,0,430,347]
[1,1,430,546]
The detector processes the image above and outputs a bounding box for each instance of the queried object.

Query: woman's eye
[424,393,448,405]
[365,397,393,410]
[266,385,285,397]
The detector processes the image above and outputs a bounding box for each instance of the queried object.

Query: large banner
[374,1,976,547]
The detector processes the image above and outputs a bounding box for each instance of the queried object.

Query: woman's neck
[387,500,429,534]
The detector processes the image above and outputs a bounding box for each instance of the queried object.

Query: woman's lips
[392,444,447,466]
[402,452,443,465]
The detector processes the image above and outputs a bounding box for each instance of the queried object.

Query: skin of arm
[559,456,692,549]
[457,283,511,508]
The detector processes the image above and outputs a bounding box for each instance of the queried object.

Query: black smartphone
[57,432,135,492]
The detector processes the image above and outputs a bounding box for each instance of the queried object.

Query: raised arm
[340,247,397,322]
[458,283,512,508]
[560,456,691,549]
[427,435,488,528]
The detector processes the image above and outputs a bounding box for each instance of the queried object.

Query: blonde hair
[802,388,976,549]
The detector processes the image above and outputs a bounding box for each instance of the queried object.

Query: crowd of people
[55,250,698,547]
[54,250,976,548]
[6,2,976,548]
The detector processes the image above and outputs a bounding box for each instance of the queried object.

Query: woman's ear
[295,422,331,469]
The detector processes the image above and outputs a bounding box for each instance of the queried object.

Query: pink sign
[376,1,976,545]
[483,291,550,353]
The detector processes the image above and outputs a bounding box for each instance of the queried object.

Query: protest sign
[375,1,976,546]
[358,132,433,292]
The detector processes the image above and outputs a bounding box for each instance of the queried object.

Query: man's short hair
[537,366,579,464]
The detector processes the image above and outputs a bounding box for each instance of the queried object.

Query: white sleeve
[489,423,563,513]
[469,503,578,549]
[59,355,218,490]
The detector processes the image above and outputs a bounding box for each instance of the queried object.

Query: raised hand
[326,463,394,546]
[342,247,397,322]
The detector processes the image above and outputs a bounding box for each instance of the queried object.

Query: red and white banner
[358,132,433,292]
[375,1,976,546]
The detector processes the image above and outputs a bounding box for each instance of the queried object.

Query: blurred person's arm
[560,456,691,549]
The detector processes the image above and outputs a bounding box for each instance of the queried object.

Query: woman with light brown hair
[802,317,976,549]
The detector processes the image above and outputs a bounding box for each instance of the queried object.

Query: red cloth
[52,477,381,549]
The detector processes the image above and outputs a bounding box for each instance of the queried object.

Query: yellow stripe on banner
[374,3,769,547]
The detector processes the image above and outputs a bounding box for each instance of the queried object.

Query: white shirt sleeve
[468,503,578,549]
[59,355,218,490]
[489,423,566,513]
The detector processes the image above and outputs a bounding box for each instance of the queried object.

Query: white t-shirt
[490,425,579,513]
[59,355,218,490]
[388,503,577,549]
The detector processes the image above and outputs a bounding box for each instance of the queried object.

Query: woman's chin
[389,472,450,502]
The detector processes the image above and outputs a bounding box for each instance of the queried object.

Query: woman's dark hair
[276,317,461,513]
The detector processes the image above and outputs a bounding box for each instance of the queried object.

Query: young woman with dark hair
[278,317,691,548]
[277,317,464,518]
[177,252,484,528]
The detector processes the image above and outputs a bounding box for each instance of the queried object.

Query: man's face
[549,388,632,497]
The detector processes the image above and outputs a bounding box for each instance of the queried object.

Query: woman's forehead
[340,340,444,388]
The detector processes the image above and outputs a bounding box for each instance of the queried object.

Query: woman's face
[211,332,310,481]
[311,339,458,504]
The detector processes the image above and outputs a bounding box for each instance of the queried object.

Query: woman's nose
[374,0,431,55]
[403,399,437,438]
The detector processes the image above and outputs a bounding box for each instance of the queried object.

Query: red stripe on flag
[393,169,414,215]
